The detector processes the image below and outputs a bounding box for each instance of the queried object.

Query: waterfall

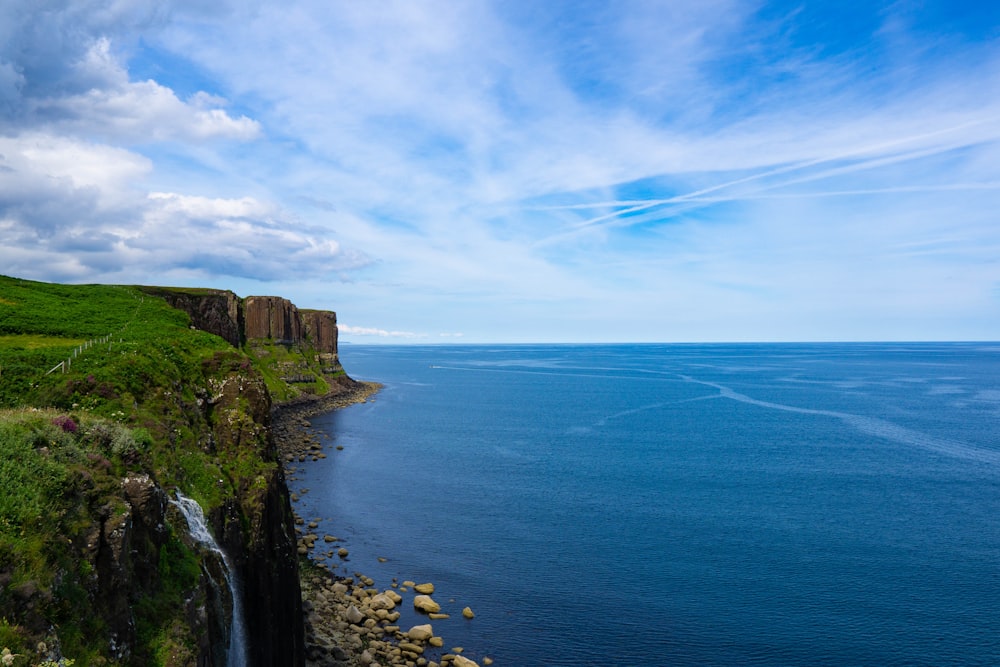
[172,492,249,667]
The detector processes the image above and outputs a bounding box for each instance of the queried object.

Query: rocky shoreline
[272,382,493,667]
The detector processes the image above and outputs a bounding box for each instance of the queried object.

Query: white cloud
[339,325,424,338]
[148,192,275,219]
[0,131,367,283]
[23,38,260,143]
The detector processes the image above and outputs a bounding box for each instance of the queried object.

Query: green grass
[0,409,127,663]
[0,334,85,350]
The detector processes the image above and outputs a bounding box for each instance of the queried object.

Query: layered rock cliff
[244,296,302,345]
[301,310,338,356]
[141,288,340,359]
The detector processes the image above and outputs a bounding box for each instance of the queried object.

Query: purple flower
[52,415,78,433]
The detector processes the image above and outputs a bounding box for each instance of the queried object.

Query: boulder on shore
[407,624,433,641]
[369,593,396,610]
[345,605,364,625]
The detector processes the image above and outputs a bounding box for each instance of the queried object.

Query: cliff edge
[0,277,356,666]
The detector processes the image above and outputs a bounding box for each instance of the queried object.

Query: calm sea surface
[291,343,1000,666]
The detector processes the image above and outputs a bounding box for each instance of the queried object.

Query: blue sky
[1,1,999,342]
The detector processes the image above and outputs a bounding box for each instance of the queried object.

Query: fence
[45,334,119,375]
[42,293,145,376]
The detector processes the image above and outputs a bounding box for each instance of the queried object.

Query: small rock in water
[462,606,475,619]
[413,595,441,613]
[414,582,435,594]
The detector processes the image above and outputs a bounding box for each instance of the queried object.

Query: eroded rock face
[245,296,303,344]
[208,366,305,666]
[301,310,338,355]
[146,290,341,363]
[143,288,243,347]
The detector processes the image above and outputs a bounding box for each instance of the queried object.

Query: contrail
[531,116,1000,244]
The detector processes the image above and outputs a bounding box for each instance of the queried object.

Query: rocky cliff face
[207,366,305,666]
[68,364,305,666]
[244,296,303,345]
[301,310,338,356]
[142,288,244,348]
[149,289,340,358]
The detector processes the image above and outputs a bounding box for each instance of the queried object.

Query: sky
[1,0,999,343]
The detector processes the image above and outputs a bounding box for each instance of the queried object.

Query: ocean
[291,343,1000,666]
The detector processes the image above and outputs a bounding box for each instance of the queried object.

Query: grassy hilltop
[0,276,341,665]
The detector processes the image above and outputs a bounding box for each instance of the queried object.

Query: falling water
[172,492,249,667]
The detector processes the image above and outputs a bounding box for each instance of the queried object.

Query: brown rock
[244,295,302,343]
[407,624,433,641]
[399,642,424,655]
[302,309,339,355]
[413,595,441,613]
[369,593,396,610]
[346,605,364,625]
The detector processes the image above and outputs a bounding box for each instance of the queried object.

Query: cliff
[0,277,351,666]
[142,287,244,348]
[140,289,340,359]
[244,296,301,345]
[301,309,338,356]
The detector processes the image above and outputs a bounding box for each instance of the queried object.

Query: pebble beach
[272,382,492,667]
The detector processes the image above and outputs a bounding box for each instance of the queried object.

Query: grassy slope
[0,276,334,665]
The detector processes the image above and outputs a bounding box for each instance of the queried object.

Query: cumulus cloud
[17,37,260,143]
[137,192,370,280]
[0,131,367,283]
[0,1,363,288]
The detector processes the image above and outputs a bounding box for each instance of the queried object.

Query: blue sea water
[291,343,1000,666]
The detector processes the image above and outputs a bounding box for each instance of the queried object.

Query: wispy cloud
[339,325,424,339]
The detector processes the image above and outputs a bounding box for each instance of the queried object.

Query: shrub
[50,416,76,434]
